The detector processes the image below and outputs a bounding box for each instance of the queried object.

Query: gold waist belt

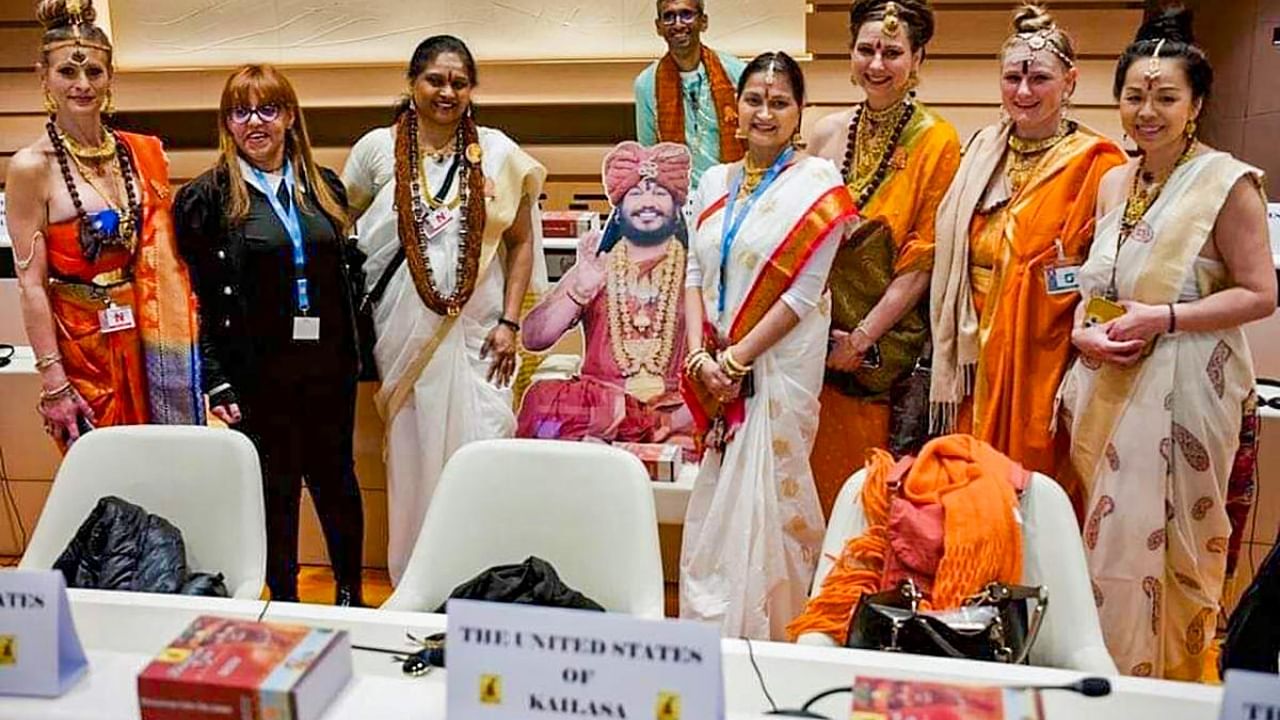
[970,266,994,296]
[48,273,135,306]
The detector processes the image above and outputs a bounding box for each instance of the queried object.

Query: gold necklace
[741,157,767,196]
[605,241,684,402]
[848,100,909,202]
[1005,121,1070,195]
[1120,137,1198,239]
[417,161,464,211]
[67,152,138,251]
[58,127,117,160]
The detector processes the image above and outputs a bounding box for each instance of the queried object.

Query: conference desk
[0,590,1223,720]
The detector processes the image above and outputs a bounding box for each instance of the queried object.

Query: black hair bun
[1135,7,1195,46]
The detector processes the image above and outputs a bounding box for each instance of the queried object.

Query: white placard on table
[0,569,88,697]
[446,599,723,720]
[1219,669,1280,720]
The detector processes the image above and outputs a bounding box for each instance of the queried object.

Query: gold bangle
[684,349,712,378]
[722,348,751,374]
[35,351,63,371]
[719,348,751,380]
[39,381,74,404]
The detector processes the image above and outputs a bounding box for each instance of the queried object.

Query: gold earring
[43,89,57,116]
[849,71,859,88]
[907,71,919,93]
[102,89,115,115]
[734,127,748,140]
[1185,119,1198,138]
[791,131,807,150]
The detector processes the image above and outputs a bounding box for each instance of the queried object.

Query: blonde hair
[1002,4,1076,69]
[214,64,348,233]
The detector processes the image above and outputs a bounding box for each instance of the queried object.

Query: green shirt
[633,49,746,188]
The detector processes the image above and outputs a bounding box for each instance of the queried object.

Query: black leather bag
[845,579,1048,664]
[352,246,406,382]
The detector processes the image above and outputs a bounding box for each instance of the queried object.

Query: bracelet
[34,351,63,371]
[719,348,752,380]
[853,325,875,344]
[497,317,521,333]
[684,349,713,379]
[565,287,590,307]
[1167,303,1177,334]
[39,381,75,405]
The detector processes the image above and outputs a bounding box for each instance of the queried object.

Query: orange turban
[602,141,691,206]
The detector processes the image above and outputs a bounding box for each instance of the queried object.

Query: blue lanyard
[248,161,310,314]
[718,148,794,315]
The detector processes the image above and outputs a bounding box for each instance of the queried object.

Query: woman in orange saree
[5,0,201,449]
[807,0,961,519]
[929,5,1124,505]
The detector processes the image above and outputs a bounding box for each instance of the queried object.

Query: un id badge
[1043,239,1081,295]
[1045,262,1081,294]
[292,316,320,342]
[98,304,136,334]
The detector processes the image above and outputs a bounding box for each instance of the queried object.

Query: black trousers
[237,367,364,599]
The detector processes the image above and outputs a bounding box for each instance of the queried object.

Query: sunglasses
[660,8,700,26]
[228,103,283,125]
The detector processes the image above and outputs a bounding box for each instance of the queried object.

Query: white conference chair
[797,469,1118,674]
[381,438,665,618]
[20,425,267,600]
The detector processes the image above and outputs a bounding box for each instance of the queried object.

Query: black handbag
[352,245,404,382]
[845,578,1048,664]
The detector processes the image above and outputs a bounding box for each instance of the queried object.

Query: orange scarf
[787,434,1025,643]
[655,46,744,164]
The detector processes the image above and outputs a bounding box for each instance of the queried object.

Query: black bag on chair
[845,579,1048,664]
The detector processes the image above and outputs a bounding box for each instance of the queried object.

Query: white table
[0,590,1224,719]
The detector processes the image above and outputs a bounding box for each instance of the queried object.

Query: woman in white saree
[1056,10,1275,680]
[343,35,546,584]
[680,52,858,639]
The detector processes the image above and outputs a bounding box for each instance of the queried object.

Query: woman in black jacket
[175,64,364,606]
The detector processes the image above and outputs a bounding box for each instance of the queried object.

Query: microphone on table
[765,676,1112,719]
[1015,676,1112,697]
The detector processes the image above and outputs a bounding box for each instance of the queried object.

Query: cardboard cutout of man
[518,142,693,452]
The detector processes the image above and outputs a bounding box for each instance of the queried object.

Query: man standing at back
[634,0,746,187]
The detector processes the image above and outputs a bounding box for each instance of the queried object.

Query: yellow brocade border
[730,186,857,343]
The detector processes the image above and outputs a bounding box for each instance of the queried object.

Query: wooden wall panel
[808,7,1142,59]
[0,26,41,70]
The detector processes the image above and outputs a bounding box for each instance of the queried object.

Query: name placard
[0,569,88,697]
[446,599,723,720]
[1221,669,1280,720]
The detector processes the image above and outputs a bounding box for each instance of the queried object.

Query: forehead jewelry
[42,0,112,58]
[881,1,902,37]
[1016,29,1075,70]
[1145,38,1167,90]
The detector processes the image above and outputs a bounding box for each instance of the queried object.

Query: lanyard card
[99,304,136,334]
[293,316,320,342]
[423,206,455,239]
[1044,238,1081,295]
